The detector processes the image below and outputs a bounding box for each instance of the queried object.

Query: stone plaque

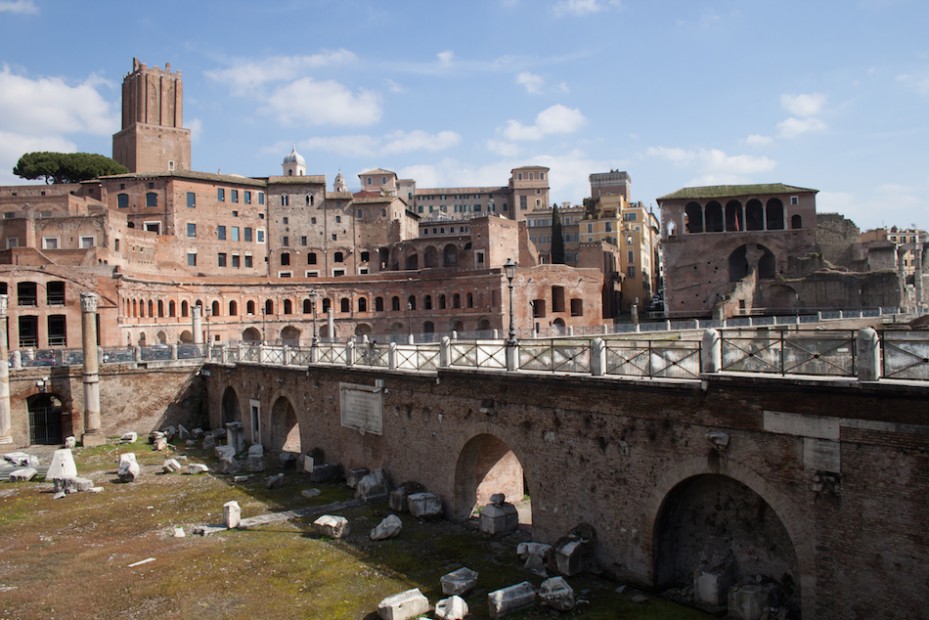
[340,383,383,435]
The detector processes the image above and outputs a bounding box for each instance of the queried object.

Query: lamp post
[407,301,413,342]
[309,289,319,348]
[260,306,266,345]
[205,307,211,359]
[504,258,517,347]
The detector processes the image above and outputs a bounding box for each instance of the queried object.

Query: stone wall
[205,363,929,620]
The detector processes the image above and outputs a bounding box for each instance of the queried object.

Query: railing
[6,324,929,385]
[720,330,857,377]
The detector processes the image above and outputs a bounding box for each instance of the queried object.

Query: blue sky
[0,0,927,232]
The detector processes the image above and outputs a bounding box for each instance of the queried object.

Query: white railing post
[506,343,519,372]
[857,327,880,382]
[701,329,722,374]
[388,342,398,370]
[440,336,451,368]
[345,340,355,367]
[591,338,606,377]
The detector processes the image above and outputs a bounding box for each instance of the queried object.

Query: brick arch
[447,423,532,522]
[642,455,816,617]
[267,389,302,455]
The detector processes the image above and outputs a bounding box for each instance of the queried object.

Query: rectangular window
[6,237,19,249]
[282,236,289,247]
[301,236,307,246]
[332,269,345,277]
[257,229,265,243]
[244,255,253,268]
[42,237,59,250]
[790,196,799,205]
[80,236,95,248]
[217,225,227,240]
[186,192,196,208]
[278,271,293,278]
[520,196,527,210]
[186,223,196,238]
[144,222,160,233]
[231,189,239,203]
[187,252,197,266]
[217,188,225,202]
[306,270,319,278]
[146,192,158,207]
[283,217,289,225]
[231,254,240,268]
[217,253,227,267]
[117,193,129,208]
[244,191,252,204]
[335,216,342,223]
[258,192,264,205]
[244,227,253,242]
[331,233,337,241]
[231,227,240,242]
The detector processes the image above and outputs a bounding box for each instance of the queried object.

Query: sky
[0,0,927,232]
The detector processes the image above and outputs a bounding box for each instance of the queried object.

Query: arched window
[229,301,238,316]
[439,294,447,310]
[358,297,367,312]
[322,298,331,313]
[391,296,401,311]
[181,301,189,317]
[705,201,723,233]
[725,200,743,232]
[452,293,461,309]
[246,300,256,315]
[283,299,293,314]
[303,299,312,314]
[264,299,274,315]
[685,202,703,233]
[334,251,344,263]
[340,298,350,313]
[466,293,474,308]
[791,214,802,229]
[766,198,784,230]
[745,199,764,231]
[169,300,176,317]
[407,295,416,311]
[307,252,317,265]
[424,295,433,310]
[211,300,220,317]
[157,300,164,317]
[147,300,154,316]
[375,297,384,312]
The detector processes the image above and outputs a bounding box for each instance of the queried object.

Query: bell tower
[112,57,191,174]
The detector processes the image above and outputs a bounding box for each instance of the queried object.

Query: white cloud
[486,139,520,157]
[896,72,929,98]
[746,134,773,146]
[437,50,455,66]
[0,0,38,14]
[516,72,544,94]
[385,79,406,94]
[264,78,382,126]
[382,130,461,154]
[780,92,826,117]
[0,66,117,136]
[777,116,827,138]
[646,146,777,184]
[502,104,587,141]
[205,50,357,94]
[303,130,460,158]
[553,0,620,16]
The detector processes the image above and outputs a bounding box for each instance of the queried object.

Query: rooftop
[658,183,818,201]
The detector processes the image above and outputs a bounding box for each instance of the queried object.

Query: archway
[269,396,301,455]
[654,474,800,615]
[453,433,530,524]
[443,244,459,267]
[221,387,241,426]
[552,318,566,335]
[179,330,193,344]
[27,393,64,445]
[424,246,439,269]
[242,327,261,343]
[281,326,301,347]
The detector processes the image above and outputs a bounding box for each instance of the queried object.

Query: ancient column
[192,305,203,344]
[81,292,104,446]
[0,295,12,444]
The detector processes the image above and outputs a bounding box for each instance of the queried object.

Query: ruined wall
[816,212,860,268]
[7,364,203,446]
[205,363,929,620]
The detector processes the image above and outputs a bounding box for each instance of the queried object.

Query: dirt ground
[0,441,710,620]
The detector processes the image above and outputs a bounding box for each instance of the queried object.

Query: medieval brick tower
[112,57,191,174]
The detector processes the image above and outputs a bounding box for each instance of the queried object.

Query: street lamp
[407,300,413,341]
[205,307,211,359]
[504,258,517,346]
[309,289,319,348]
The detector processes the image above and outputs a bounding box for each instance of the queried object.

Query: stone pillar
[80,293,104,446]
[701,329,722,374]
[388,342,397,370]
[327,309,335,342]
[345,340,355,367]
[506,343,519,372]
[590,338,606,377]
[192,305,203,345]
[857,327,881,382]
[0,295,12,444]
[440,336,451,368]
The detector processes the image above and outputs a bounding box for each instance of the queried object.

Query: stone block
[153,437,168,451]
[728,583,777,620]
[554,537,593,576]
[46,449,77,480]
[202,434,216,449]
[278,451,299,470]
[215,444,236,460]
[435,595,468,620]
[313,514,350,539]
[440,567,478,596]
[480,501,519,535]
[377,588,430,620]
[539,576,574,611]
[120,432,138,443]
[163,458,182,473]
[695,569,732,607]
[310,463,343,483]
[246,455,266,472]
[117,453,140,482]
[265,473,285,489]
[346,467,369,488]
[389,481,425,512]
[407,492,442,519]
[224,500,241,529]
[9,467,38,482]
[487,581,536,618]
[301,488,321,499]
[4,452,37,467]
[370,514,403,541]
[247,443,264,457]
[187,463,209,475]
[356,468,389,502]
[64,477,95,493]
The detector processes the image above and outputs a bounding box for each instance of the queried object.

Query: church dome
[283,145,305,166]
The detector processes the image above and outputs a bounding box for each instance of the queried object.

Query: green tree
[551,203,565,264]
[13,152,128,184]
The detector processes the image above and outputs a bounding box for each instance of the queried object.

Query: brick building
[0,58,610,350]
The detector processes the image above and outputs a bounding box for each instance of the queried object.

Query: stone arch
[27,393,64,445]
[790,214,802,230]
[281,325,301,347]
[354,323,372,339]
[705,201,724,233]
[725,200,743,232]
[745,199,764,231]
[644,456,814,618]
[178,330,193,344]
[729,244,776,282]
[452,432,530,524]
[552,318,566,335]
[443,244,459,267]
[269,396,301,454]
[766,198,785,230]
[685,202,703,233]
[156,331,168,345]
[765,283,799,312]
[423,245,439,269]
[405,251,419,270]
[242,327,261,343]
[477,318,492,333]
[221,386,241,426]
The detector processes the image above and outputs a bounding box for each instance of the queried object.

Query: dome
[282,145,305,166]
